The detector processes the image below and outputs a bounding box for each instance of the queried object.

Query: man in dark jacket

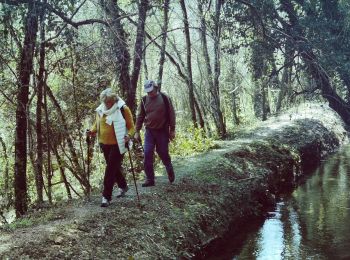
[134,80,176,187]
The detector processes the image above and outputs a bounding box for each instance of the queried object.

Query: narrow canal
[214,145,350,259]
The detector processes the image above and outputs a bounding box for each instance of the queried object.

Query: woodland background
[0,0,349,219]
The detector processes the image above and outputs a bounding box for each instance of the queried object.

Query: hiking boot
[167,168,175,184]
[142,180,155,187]
[116,186,129,198]
[101,197,110,207]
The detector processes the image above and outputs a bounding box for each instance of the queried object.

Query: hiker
[88,88,135,207]
[134,80,176,187]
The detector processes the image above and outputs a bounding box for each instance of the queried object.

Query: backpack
[141,92,170,125]
[120,105,126,120]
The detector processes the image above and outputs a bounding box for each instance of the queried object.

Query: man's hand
[134,132,141,142]
[169,130,175,141]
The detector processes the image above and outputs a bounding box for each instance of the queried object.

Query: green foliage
[170,127,215,157]
[6,210,56,229]
[7,218,33,229]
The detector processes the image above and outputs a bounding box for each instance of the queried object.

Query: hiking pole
[126,142,141,207]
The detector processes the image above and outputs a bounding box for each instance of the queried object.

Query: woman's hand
[86,130,96,137]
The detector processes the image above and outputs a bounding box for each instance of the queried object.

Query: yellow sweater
[90,106,135,145]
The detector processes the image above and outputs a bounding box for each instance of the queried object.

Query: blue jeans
[144,128,173,182]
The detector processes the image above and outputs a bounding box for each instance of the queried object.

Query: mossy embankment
[0,103,348,259]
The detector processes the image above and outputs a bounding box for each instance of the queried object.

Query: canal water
[219,145,350,259]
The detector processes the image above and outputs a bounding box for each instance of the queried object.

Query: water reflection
[234,146,350,260]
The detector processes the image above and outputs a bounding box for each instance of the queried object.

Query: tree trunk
[157,0,170,90]
[123,11,190,95]
[179,0,197,128]
[196,54,212,133]
[281,0,350,126]
[231,92,241,125]
[122,5,206,129]
[198,0,226,137]
[194,98,205,129]
[213,0,225,135]
[14,2,39,217]
[0,137,10,206]
[143,37,149,80]
[167,34,205,129]
[44,79,53,203]
[35,4,46,204]
[276,23,295,112]
[302,52,350,125]
[101,0,131,99]
[102,0,148,115]
[129,0,149,114]
[262,81,268,121]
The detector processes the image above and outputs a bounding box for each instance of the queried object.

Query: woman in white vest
[88,88,135,207]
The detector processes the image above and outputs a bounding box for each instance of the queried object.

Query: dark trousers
[144,128,173,181]
[100,144,126,201]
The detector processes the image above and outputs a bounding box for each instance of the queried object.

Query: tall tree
[2,0,109,216]
[0,136,10,207]
[280,0,350,125]
[101,0,149,114]
[14,1,39,216]
[101,0,131,100]
[198,0,226,137]
[276,34,295,112]
[179,0,197,127]
[157,0,170,89]
[303,0,350,102]
[35,0,46,204]
[129,0,149,113]
[44,80,53,203]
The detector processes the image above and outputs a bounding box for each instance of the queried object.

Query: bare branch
[142,26,200,53]
[0,0,109,27]
[234,0,267,38]
[0,53,19,82]
[44,0,88,43]
[118,7,189,85]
